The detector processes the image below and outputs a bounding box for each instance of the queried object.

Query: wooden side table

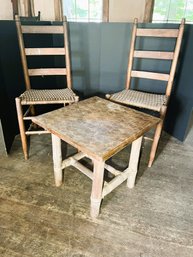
[32,97,159,218]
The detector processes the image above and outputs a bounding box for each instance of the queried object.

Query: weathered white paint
[0,0,13,20]
[109,0,146,22]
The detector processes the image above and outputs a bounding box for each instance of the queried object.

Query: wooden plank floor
[0,133,193,257]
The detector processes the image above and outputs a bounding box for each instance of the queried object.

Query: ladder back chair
[15,15,79,160]
[106,18,185,167]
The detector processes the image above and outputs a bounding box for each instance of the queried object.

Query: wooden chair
[15,15,79,160]
[106,18,185,167]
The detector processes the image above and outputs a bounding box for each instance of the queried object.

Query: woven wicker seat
[108,89,168,112]
[20,88,78,104]
[106,18,185,167]
[15,16,79,159]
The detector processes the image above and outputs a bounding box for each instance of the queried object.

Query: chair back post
[125,18,138,90]
[15,15,31,90]
[63,16,72,89]
[166,18,185,97]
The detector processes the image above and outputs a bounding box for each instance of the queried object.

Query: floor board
[0,133,193,257]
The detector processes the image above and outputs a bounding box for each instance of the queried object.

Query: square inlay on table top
[32,97,160,161]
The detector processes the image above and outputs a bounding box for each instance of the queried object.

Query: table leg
[90,160,105,218]
[51,134,63,187]
[127,136,143,189]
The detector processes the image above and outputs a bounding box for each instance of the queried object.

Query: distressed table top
[32,97,160,161]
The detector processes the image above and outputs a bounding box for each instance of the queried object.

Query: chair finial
[15,14,19,21]
[181,18,186,25]
[63,16,67,22]
[134,18,138,24]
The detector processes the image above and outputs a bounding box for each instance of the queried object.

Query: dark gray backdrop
[0,21,192,152]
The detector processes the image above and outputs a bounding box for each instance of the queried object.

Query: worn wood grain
[136,28,179,37]
[131,70,170,81]
[21,25,64,34]
[25,48,66,56]
[134,50,174,60]
[32,97,159,161]
[28,68,67,76]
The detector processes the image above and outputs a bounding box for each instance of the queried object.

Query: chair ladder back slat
[25,48,66,56]
[136,28,179,38]
[131,70,170,81]
[21,25,64,34]
[125,18,185,93]
[63,16,72,89]
[134,50,174,60]
[28,68,67,76]
[15,15,31,90]
[166,18,185,96]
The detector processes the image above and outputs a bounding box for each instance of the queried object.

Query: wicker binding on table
[20,88,78,104]
[108,89,168,112]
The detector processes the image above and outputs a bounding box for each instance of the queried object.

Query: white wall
[0,0,148,22]
[34,0,55,20]
[0,0,13,20]
[109,0,146,22]
[0,0,56,21]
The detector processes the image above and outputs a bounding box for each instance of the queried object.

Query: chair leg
[75,96,79,102]
[15,98,28,160]
[30,105,35,116]
[148,106,167,168]
[148,120,163,167]
[30,105,38,129]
